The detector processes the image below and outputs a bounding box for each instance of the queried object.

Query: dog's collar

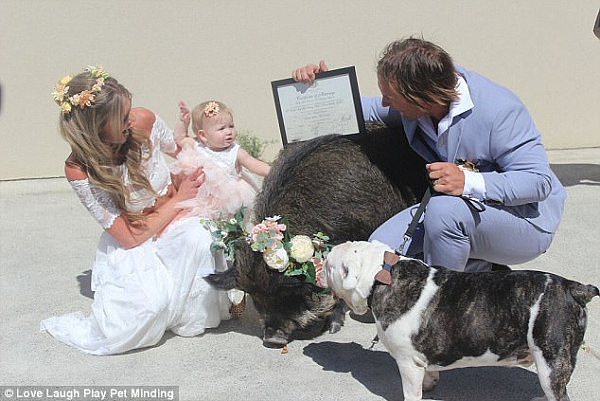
[368,251,400,308]
[373,251,400,285]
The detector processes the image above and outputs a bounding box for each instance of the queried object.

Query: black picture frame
[271,66,366,145]
[594,8,600,39]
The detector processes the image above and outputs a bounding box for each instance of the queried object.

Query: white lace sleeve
[69,179,121,229]
[152,115,177,154]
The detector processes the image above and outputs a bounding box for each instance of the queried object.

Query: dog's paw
[329,321,343,334]
[422,370,440,392]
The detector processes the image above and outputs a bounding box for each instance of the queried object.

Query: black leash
[368,172,486,350]
[368,127,487,349]
[395,186,486,257]
[397,186,432,256]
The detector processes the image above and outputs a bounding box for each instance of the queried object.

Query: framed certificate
[271,66,366,145]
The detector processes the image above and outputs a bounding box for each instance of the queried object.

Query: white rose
[263,247,289,272]
[289,235,315,263]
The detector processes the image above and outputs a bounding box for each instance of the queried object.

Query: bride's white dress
[40,115,231,355]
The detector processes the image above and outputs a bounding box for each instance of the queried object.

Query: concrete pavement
[1,147,599,401]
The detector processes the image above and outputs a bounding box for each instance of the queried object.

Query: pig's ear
[342,262,359,290]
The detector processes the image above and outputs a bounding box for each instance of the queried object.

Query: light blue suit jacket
[362,66,566,233]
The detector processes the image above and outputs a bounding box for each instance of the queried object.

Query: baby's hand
[178,101,191,127]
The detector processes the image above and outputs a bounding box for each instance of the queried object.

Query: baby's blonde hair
[191,100,232,134]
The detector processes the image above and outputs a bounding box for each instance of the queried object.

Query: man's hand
[426,162,464,195]
[292,60,329,84]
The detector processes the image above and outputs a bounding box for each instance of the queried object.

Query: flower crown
[202,207,332,288]
[51,66,110,114]
[203,101,220,118]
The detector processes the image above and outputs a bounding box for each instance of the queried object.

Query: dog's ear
[342,261,359,290]
[355,279,372,299]
[353,242,388,298]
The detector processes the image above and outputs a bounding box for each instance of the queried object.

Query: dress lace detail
[70,116,175,223]
[119,115,174,213]
[153,115,177,154]
[69,179,120,229]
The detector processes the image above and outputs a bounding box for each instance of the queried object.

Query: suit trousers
[369,195,554,272]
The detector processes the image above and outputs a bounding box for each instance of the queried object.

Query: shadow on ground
[303,341,544,401]
[77,270,93,299]
[551,163,600,187]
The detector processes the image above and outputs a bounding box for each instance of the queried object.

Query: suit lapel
[404,120,441,162]
[447,119,464,163]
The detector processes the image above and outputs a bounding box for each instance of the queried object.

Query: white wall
[1,0,599,180]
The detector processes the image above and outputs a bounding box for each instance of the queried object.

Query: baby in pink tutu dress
[170,100,271,315]
[171,100,271,220]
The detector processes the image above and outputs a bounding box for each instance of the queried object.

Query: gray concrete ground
[1,148,599,401]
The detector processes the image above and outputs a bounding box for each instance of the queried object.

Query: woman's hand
[426,162,464,196]
[292,60,328,84]
[173,167,205,202]
[105,167,205,249]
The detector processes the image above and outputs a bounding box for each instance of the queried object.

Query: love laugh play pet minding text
[0,386,178,401]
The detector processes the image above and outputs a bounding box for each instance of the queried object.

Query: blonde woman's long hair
[59,71,155,224]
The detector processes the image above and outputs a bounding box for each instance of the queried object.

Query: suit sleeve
[361,97,403,126]
[482,103,553,206]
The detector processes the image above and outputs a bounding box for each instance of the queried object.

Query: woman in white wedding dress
[40,66,231,355]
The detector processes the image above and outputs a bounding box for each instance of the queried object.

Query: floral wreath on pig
[202,207,331,288]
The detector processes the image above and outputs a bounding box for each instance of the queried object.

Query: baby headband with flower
[203,101,220,118]
[51,66,110,114]
[202,207,332,288]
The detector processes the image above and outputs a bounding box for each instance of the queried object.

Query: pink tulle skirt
[171,145,257,219]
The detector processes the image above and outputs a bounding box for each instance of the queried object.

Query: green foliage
[237,130,276,160]
[202,207,249,263]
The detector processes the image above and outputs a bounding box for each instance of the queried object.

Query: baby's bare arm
[237,148,271,177]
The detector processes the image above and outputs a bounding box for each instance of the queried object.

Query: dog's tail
[568,281,600,307]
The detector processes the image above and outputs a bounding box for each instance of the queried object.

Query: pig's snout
[262,327,289,348]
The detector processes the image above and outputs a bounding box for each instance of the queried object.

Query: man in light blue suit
[294,38,566,272]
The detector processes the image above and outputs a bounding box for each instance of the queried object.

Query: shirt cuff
[462,169,486,200]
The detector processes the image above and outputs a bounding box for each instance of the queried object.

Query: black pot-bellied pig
[206,122,428,347]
